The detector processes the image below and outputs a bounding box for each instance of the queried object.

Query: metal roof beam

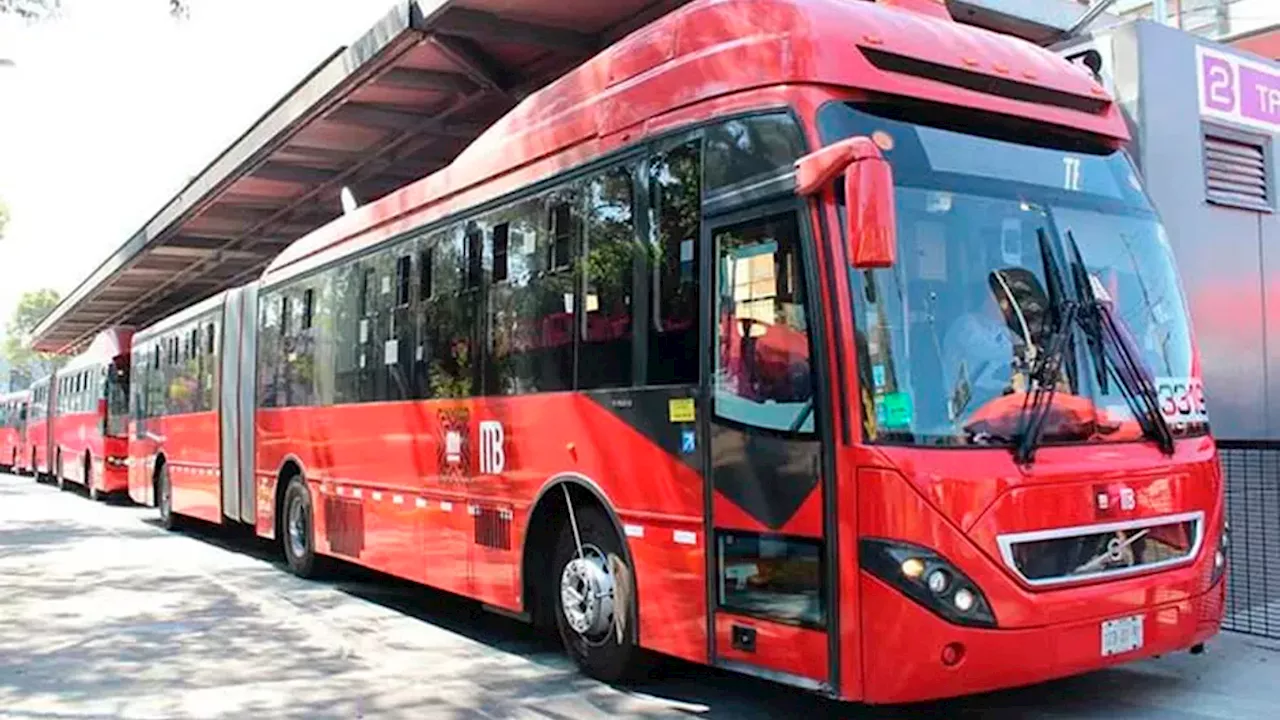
[251,162,343,186]
[376,67,476,94]
[429,35,516,94]
[150,246,263,260]
[252,162,339,186]
[327,103,485,138]
[207,194,295,211]
[435,7,596,53]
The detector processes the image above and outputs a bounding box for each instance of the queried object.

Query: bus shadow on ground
[158,518,1205,720]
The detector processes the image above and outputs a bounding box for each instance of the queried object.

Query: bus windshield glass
[818,102,1206,448]
[107,360,130,437]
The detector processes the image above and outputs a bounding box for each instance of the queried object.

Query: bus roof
[262,0,1126,285]
[57,328,135,375]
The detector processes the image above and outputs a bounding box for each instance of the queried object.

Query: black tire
[281,475,324,579]
[551,505,645,683]
[157,464,180,531]
[55,452,65,490]
[86,457,99,501]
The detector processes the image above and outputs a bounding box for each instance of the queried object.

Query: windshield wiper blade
[1064,232,1109,396]
[1095,301,1177,455]
[1062,230,1175,456]
[1015,300,1078,466]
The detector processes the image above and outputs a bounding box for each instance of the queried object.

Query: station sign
[1197,45,1280,134]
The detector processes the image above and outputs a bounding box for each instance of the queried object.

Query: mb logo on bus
[479,421,505,475]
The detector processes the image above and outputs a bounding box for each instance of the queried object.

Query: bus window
[647,139,701,387]
[704,113,806,197]
[579,164,639,390]
[486,194,572,396]
[713,212,815,434]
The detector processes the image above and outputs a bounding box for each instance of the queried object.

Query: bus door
[703,199,832,689]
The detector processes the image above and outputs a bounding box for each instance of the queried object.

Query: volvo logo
[1077,528,1149,574]
[1106,536,1126,562]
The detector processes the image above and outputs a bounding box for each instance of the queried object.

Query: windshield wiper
[1063,230,1175,456]
[1012,229,1079,465]
[1014,300,1078,465]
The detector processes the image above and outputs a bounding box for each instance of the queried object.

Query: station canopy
[32,0,690,354]
[31,0,1092,354]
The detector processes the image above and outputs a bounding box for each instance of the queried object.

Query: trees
[2,288,64,389]
[0,0,189,21]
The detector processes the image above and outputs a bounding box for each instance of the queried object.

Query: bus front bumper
[860,572,1225,704]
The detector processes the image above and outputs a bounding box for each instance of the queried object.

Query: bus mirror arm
[794,136,897,269]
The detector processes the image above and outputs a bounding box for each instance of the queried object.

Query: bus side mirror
[795,136,897,268]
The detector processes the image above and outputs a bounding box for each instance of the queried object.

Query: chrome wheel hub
[287,499,307,559]
[560,545,615,639]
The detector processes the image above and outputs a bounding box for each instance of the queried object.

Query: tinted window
[579,165,639,390]
[419,247,434,301]
[395,255,412,307]
[429,224,479,399]
[492,224,509,283]
[486,191,577,396]
[704,113,806,195]
[549,199,575,270]
[646,139,702,386]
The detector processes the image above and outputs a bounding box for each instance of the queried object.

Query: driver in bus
[941,279,1020,420]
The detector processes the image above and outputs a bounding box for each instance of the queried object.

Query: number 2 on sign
[1063,156,1082,191]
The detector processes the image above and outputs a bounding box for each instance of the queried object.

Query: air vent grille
[473,505,512,550]
[324,496,365,558]
[860,47,1109,115]
[1204,134,1271,210]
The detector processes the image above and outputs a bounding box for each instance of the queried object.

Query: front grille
[997,512,1203,587]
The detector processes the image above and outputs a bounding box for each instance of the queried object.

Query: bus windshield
[819,102,1206,449]
[107,360,130,437]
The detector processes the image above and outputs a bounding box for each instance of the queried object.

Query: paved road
[0,472,1276,719]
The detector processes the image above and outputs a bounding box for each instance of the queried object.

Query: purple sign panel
[1197,45,1280,134]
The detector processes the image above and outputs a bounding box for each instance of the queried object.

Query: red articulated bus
[26,374,56,480]
[1,390,31,473]
[127,0,1225,703]
[128,298,227,523]
[49,328,133,500]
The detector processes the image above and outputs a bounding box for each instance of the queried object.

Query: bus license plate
[1101,615,1144,657]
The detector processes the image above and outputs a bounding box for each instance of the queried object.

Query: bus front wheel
[551,505,645,683]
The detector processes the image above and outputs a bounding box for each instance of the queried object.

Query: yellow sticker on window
[668,397,696,423]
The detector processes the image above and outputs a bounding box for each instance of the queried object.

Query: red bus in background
[127,0,1225,703]
[50,328,133,500]
[0,390,31,473]
[127,296,226,523]
[25,374,55,480]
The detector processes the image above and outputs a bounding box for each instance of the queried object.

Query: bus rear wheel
[551,505,644,683]
[281,475,324,579]
[85,456,99,501]
[157,464,180,531]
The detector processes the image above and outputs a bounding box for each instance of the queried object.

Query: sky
[0,0,391,335]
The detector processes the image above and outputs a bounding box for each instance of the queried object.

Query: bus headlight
[861,538,997,628]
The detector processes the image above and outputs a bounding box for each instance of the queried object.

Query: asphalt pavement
[0,471,1276,719]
